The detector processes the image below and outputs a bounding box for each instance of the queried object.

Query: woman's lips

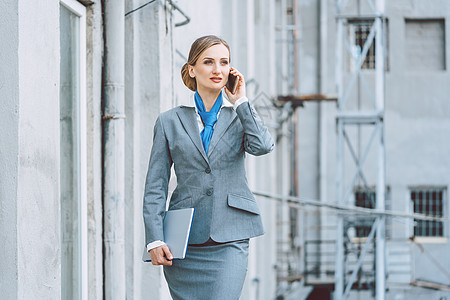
[210,77,222,83]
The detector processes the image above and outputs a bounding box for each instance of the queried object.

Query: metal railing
[304,239,376,291]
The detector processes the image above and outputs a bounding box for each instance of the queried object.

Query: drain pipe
[318,0,329,285]
[319,0,328,220]
[102,0,126,298]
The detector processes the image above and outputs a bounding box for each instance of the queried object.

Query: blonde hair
[181,35,231,91]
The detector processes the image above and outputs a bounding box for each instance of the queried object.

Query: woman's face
[189,44,230,92]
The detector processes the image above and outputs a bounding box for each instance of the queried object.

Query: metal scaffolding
[334,0,386,299]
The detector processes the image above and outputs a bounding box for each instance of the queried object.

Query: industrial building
[1,0,449,299]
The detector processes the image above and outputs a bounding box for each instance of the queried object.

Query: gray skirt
[163,239,249,300]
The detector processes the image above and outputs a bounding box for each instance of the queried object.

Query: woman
[143,35,274,300]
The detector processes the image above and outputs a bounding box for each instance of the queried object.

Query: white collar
[182,91,234,109]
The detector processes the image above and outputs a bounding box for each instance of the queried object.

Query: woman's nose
[212,63,221,74]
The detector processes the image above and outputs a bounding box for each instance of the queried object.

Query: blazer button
[205,167,211,174]
[206,189,213,196]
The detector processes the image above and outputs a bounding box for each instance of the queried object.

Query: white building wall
[85,2,104,299]
[124,1,175,299]
[0,0,20,298]
[386,1,450,287]
[0,0,61,299]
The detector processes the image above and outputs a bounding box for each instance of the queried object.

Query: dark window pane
[412,188,445,237]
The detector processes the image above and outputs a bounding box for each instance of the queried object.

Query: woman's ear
[188,65,195,78]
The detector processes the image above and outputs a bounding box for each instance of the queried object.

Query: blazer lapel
[176,108,209,164]
[208,107,237,156]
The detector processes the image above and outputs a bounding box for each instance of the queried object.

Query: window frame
[346,18,389,72]
[354,188,376,238]
[350,186,391,243]
[404,18,446,72]
[59,0,87,298]
[409,186,447,243]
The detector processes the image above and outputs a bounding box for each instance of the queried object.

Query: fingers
[149,245,173,266]
[224,86,238,105]
[230,67,244,83]
[228,67,246,100]
[162,244,174,261]
[224,86,232,98]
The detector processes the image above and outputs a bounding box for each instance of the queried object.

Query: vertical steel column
[319,0,329,281]
[103,0,126,298]
[292,0,300,94]
[334,0,386,299]
[334,0,345,296]
[335,120,345,299]
[375,1,386,299]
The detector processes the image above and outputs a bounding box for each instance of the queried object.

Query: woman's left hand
[224,67,246,104]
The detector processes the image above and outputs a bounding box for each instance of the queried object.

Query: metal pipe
[375,0,386,299]
[319,0,328,281]
[335,0,345,296]
[280,0,287,94]
[335,119,345,300]
[319,0,328,206]
[253,191,450,222]
[102,0,126,298]
[166,0,190,27]
[293,0,299,94]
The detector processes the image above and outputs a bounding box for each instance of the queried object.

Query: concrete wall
[85,2,104,299]
[0,0,20,298]
[124,1,176,299]
[17,0,61,297]
[386,1,450,286]
[0,0,61,298]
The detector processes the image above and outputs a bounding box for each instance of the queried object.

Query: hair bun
[181,63,196,91]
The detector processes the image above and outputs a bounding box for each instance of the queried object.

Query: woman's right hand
[149,244,174,266]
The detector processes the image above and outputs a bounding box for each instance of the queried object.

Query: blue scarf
[194,91,223,154]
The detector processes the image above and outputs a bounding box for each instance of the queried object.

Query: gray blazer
[143,101,274,245]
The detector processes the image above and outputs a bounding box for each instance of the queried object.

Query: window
[60,0,87,298]
[405,19,446,71]
[353,187,391,239]
[354,189,376,237]
[411,188,446,237]
[354,22,376,69]
[347,19,389,71]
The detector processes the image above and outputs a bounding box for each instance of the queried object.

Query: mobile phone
[226,72,239,94]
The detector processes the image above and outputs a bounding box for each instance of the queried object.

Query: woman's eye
[221,61,229,65]
[204,60,212,64]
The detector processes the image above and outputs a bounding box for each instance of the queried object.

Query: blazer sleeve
[235,101,275,156]
[143,115,173,245]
